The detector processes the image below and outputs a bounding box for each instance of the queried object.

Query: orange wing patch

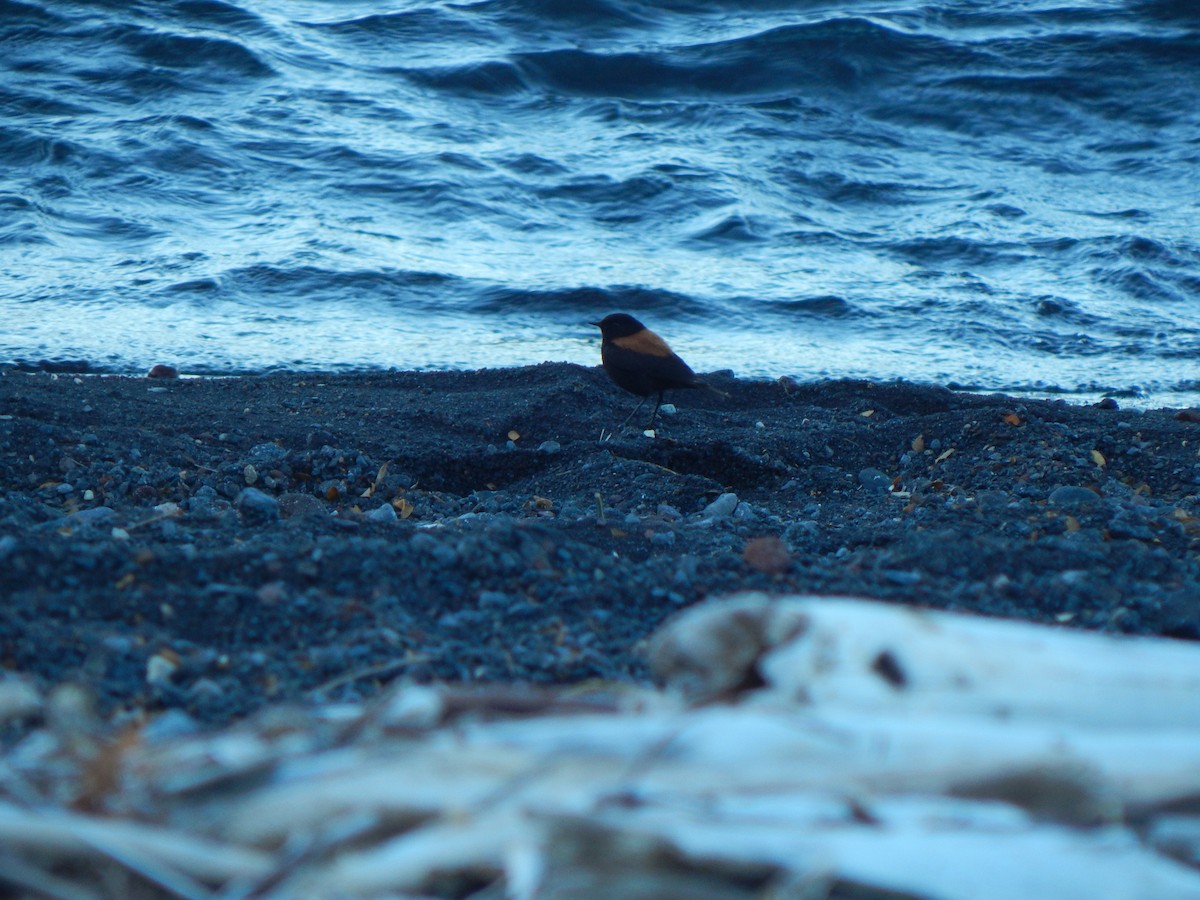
[613,329,673,357]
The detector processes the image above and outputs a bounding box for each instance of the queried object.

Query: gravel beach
[2,363,1199,736]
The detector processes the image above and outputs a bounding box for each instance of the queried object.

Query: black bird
[591,313,708,430]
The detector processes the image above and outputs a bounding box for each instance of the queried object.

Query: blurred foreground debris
[2,594,1199,899]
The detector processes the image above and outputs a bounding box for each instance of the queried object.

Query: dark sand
[2,364,1198,735]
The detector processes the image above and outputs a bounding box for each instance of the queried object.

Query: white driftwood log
[649,593,1200,727]
[1,594,1198,899]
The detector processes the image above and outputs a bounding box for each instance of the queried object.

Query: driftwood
[2,594,1199,898]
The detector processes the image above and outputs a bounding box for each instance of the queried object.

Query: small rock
[479,590,511,609]
[142,709,201,742]
[536,440,562,454]
[257,581,288,604]
[975,490,1010,511]
[306,429,336,449]
[659,403,677,416]
[1048,485,1101,508]
[0,676,41,723]
[188,678,225,700]
[883,569,923,585]
[147,364,179,379]
[784,520,820,541]
[703,492,739,520]
[858,468,892,495]
[236,487,279,524]
[368,503,398,523]
[188,485,227,520]
[1107,513,1155,541]
[1095,397,1119,410]
[245,442,289,466]
[146,651,180,686]
[378,685,444,729]
[650,530,676,547]
[277,492,327,519]
[68,506,117,527]
[733,502,758,522]
[743,536,792,575]
[411,532,459,567]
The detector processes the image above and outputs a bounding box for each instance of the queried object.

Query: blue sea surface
[2,0,1198,405]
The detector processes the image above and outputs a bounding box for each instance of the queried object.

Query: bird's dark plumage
[591,313,705,429]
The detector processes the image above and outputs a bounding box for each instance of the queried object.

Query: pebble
[537,440,562,454]
[1056,570,1090,587]
[141,709,201,741]
[733,502,758,522]
[1048,485,1101,508]
[245,442,289,466]
[187,485,226,520]
[146,652,180,686]
[743,536,792,575]
[478,590,511,609]
[236,487,280,524]
[0,676,41,723]
[367,503,398,523]
[411,532,459,567]
[858,468,892,495]
[277,492,327,519]
[68,506,117,527]
[1107,514,1156,542]
[188,678,225,700]
[702,492,739,520]
[784,520,820,541]
[147,364,179,379]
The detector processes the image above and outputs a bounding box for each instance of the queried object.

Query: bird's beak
[588,321,601,327]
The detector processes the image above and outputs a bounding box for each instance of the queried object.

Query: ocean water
[2,0,1198,405]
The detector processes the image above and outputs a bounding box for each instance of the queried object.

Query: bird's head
[591,313,645,340]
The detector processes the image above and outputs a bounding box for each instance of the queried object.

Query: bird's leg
[646,391,664,429]
[619,396,647,430]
